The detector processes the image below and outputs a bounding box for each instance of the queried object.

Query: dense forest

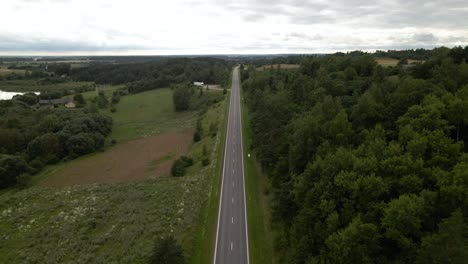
[241,46,468,263]
[71,58,232,91]
[0,96,112,189]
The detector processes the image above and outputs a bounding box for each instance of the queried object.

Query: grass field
[0,79,93,92]
[0,86,230,263]
[241,88,275,264]
[77,85,123,101]
[0,66,26,76]
[104,88,197,141]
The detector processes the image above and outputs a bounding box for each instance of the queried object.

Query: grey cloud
[218,0,468,29]
[0,34,152,52]
[413,33,438,43]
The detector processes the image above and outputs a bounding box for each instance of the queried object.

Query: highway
[213,66,249,264]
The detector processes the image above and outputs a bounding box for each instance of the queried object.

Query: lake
[0,90,40,100]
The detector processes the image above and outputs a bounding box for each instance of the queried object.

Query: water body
[0,90,40,100]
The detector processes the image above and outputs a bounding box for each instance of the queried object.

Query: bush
[149,236,186,264]
[0,156,30,189]
[202,158,210,166]
[73,94,86,105]
[193,131,201,142]
[171,156,193,177]
[66,133,96,157]
[209,122,218,137]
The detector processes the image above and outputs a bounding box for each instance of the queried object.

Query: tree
[73,94,86,106]
[417,210,468,264]
[171,156,193,177]
[382,194,426,250]
[148,236,186,264]
[173,86,192,111]
[66,133,96,157]
[325,217,381,263]
[27,133,63,164]
[96,92,109,108]
[0,156,29,188]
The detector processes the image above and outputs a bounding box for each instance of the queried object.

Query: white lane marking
[232,217,234,223]
[213,69,234,264]
[231,242,233,251]
[238,68,251,264]
[232,181,234,187]
[232,197,234,204]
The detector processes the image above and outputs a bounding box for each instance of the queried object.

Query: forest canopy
[241,46,468,263]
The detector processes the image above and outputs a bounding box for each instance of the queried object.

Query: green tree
[173,86,191,111]
[73,93,86,106]
[149,236,186,264]
[417,210,468,264]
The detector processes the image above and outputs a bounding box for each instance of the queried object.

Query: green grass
[0,88,230,263]
[77,85,121,101]
[189,91,230,264]
[104,88,198,141]
[0,66,26,76]
[0,177,209,263]
[241,88,275,264]
[0,79,93,92]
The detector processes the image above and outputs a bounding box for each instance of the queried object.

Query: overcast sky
[1,0,467,55]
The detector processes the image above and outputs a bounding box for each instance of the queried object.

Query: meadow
[0,79,93,92]
[0,86,229,263]
[0,66,26,76]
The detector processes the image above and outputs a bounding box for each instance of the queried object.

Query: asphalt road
[214,67,249,264]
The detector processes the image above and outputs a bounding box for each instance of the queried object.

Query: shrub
[171,156,193,177]
[193,131,201,142]
[149,236,186,264]
[0,156,30,189]
[202,158,210,166]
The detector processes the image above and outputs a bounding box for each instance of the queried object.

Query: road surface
[214,67,249,264]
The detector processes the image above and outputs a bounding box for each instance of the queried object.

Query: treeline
[375,46,468,61]
[241,46,468,263]
[71,58,232,92]
[0,99,112,189]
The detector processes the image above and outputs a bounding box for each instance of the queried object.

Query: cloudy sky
[1,0,467,55]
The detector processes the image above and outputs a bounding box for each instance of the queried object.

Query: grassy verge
[241,88,275,264]
[189,89,230,264]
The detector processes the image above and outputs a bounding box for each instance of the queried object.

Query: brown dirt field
[256,64,300,71]
[375,58,399,66]
[375,58,424,66]
[38,130,193,187]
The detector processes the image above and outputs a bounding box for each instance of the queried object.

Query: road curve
[213,67,249,264]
